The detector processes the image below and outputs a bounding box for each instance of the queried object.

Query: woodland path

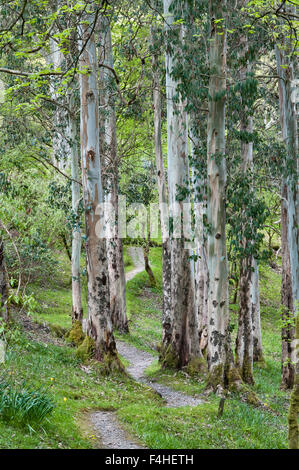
[89,246,203,449]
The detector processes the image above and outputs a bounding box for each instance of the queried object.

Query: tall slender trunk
[161,0,204,370]
[190,120,208,355]
[79,16,118,362]
[281,182,295,388]
[98,18,128,333]
[69,94,83,323]
[143,224,156,288]
[0,236,9,321]
[276,26,298,387]
[151,26,172,342]
[235,36,255,384]
[49,31,68,170]
[206,0,240,391]
[251,258,264,363]
[288,308,299,448]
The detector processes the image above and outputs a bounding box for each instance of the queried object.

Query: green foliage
[0,377,55,429]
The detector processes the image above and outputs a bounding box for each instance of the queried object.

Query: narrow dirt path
[90,411,146,449]
[125,246,144,281]
[89,246,203,449]
[117,341,203,408]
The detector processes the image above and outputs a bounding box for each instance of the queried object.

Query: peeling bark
[288,309,299,448]
[151,25,171,334]
[79,16,118,362]
[98,18,128,333]
[276,29,298,388]
[69,93,83,323]
[161,0,204,370]
[190,121,208,355]
[251,259,264,364]
[206,0,240,391]
[280,181,296,388]
[235,36,254,384]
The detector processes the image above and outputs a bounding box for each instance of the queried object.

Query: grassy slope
[0,246,289,449]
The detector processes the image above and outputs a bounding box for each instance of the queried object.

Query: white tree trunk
[251,258,264,363]
[69,94,83,323]
[161,0,203,369]
[276,31,298,387]
[276,21,299,310]
[190,121,208,355]
[79,17,117,361]
[49,35,69,171]
[206,0,240,391]
[151,26,172,345]
[98,18,128,333]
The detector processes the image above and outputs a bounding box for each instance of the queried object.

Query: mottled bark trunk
[235,33,256,384]
[107,186,128,333]
[0,236,9,321]
[288,310,299,448]
[251,258,264,363]
[161,0,204,370]
[151,25,171,337]
[276,34,298,387]
[49,33,69,170]
[281,182,295,388]
[206,0,240,391]
[276,25,299,306]
[237,256,254,384]
[79,18,118,362]
[98,19,128,333]
[190,121,208,355]
[69,98,83,323]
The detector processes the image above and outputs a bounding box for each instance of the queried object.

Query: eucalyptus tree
[245,0,299,390]
[231,25,263,383]
[206,0,244,391]
[160,0,205,371]
[54,4,83,324]
[150,21,172,345]
[275,5,298,389]
[79,4,119,364]
[98,15,128,332]
[288,309,299,449]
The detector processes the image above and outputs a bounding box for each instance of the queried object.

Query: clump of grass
[0,378,55,428]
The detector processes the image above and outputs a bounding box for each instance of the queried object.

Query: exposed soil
[18,310,67,347]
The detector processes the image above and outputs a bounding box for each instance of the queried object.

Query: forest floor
[0,246,291,449]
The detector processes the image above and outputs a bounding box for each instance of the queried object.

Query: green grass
[0,378,54,428]
[0,323,162,449]
[3,245,289,449]
[118,397,287,449]
[115,247,163,353]
[28,246,135,330]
